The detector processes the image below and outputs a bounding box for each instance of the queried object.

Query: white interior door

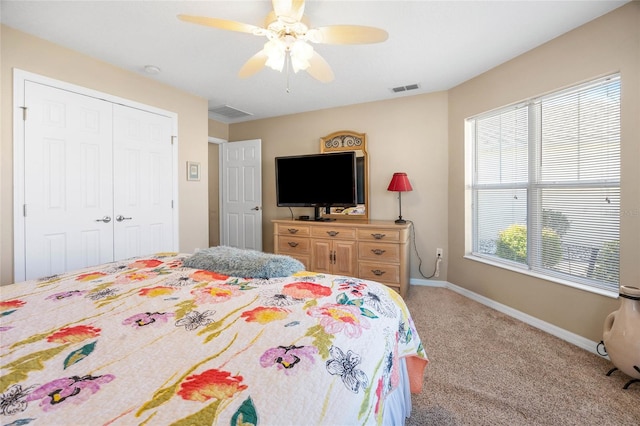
[23,82,114,279]
[220,139,262,251]
[113,104,174,260]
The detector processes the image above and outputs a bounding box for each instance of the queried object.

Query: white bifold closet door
[23,82,173,280]
[112,104,174,260]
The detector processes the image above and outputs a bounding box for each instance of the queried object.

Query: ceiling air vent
[390,83,420,93]
[208,105,253,120]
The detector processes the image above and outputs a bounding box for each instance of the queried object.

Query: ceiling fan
[178,0,388,83]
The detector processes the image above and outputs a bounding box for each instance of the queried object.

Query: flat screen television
[275,151,357,221]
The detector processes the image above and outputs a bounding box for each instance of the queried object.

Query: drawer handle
[326,231,339,237]
[371,269,386,276]
[287,241,299,247]
[371,233,386,240]
[371,249,386,255]
[287,228,299,234]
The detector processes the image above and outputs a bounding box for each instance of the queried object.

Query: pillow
[183,246,305,279]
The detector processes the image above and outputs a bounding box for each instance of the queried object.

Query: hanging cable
[408,220,441,279]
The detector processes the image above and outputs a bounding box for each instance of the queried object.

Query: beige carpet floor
[403,286,640,425]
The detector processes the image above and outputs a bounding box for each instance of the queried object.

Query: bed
[0,250,428,425]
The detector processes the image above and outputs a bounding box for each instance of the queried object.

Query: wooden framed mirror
[320,130,369,220]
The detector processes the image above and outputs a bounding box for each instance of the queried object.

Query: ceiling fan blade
[272,0,306,22]
[178,14,261,34]
[311,25,389,44]
[306,51,334,83]
[238,50,269,78]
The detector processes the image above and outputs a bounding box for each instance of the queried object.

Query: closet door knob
[95,216,111,223]
[116,215,132,222]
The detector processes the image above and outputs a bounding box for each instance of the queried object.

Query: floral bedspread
[0,253,428,425]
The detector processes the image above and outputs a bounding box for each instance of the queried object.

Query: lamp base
[395,218,407,224]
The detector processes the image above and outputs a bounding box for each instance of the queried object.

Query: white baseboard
[410,279,606,357]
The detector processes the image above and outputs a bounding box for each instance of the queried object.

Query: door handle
[95,216,111,223]
[116,215,132,222]
[251,206,261,211]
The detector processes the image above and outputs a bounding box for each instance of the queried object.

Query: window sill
[463,254,619,299]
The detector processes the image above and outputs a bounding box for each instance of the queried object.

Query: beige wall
[447,3,640,342]
[0,25,210,285]
[208,119,229,141]
[207,119,228,247]
[229,92,450,281]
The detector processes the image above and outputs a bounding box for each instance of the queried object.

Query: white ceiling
[0,1,629,123]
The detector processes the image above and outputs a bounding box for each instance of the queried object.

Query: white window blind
[469,74,621,294]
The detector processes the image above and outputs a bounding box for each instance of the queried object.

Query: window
[467,74,621,295]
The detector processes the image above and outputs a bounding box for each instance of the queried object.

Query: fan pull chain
[285,52,291,93]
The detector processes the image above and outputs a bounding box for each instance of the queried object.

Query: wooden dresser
[273,219,411,297]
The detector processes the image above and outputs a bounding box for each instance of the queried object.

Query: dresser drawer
[275,223,310,237]
[357,228,402,242]
[310,226,356,240]
[358,262,400,284]
[358,242,400,262]
[276,236,310,254]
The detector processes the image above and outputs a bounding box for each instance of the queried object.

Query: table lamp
[387,172,413,224]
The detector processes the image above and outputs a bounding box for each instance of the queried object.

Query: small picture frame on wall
[187,161,200,181]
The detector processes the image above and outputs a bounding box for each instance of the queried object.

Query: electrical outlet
[435,248,443,277]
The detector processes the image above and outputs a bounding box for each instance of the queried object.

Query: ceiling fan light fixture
[263,37,313,73]
[290,40,313,72]
[264,39,286,71]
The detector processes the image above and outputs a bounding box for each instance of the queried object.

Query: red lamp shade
[387,172,413,192]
